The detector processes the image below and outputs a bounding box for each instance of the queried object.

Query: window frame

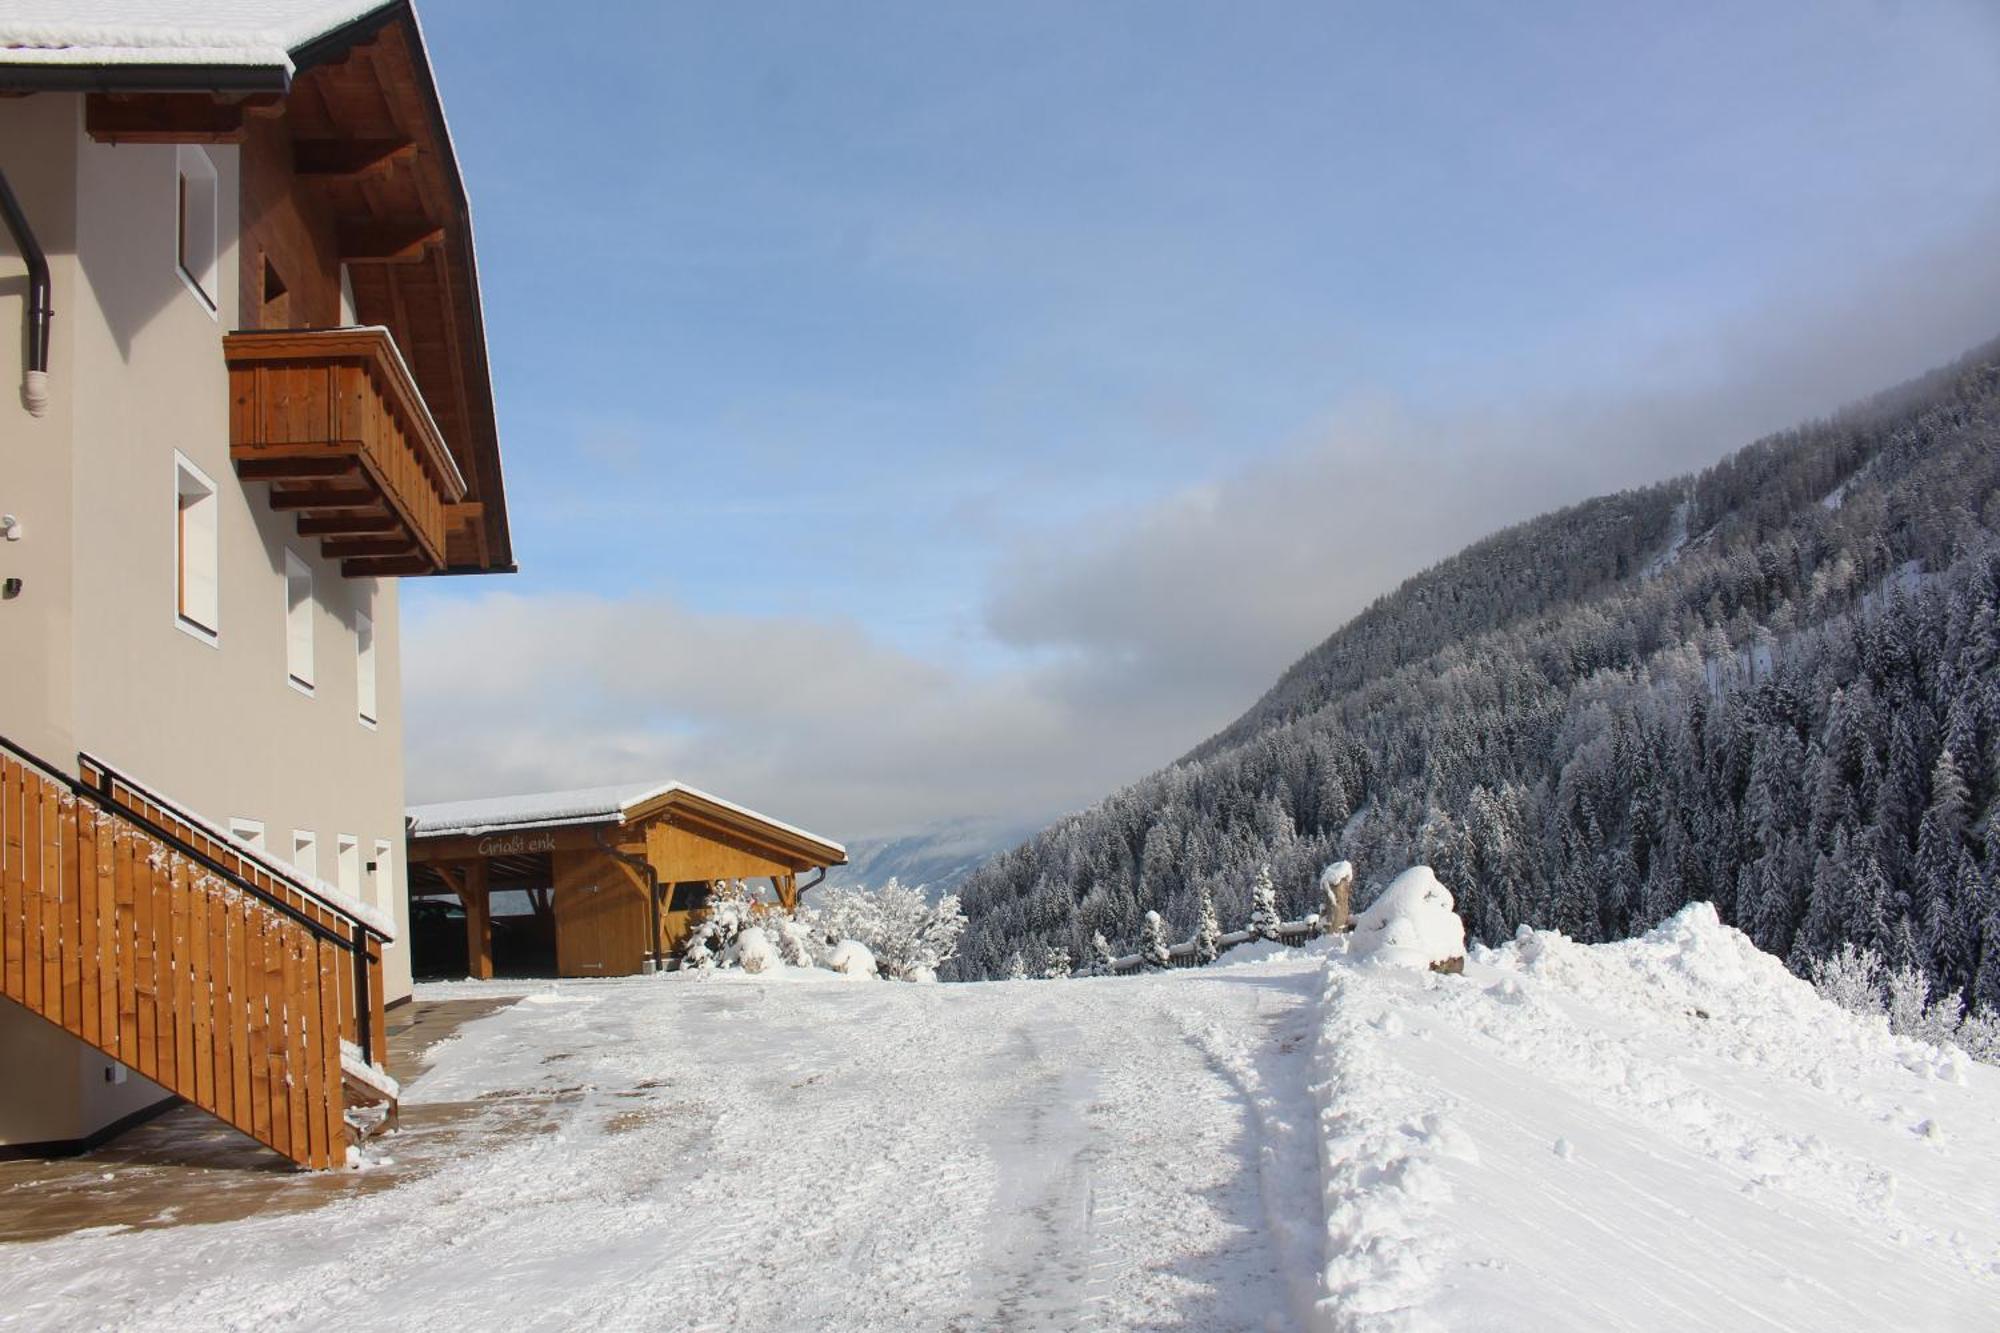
[173,145,220,316]
[284,549,315,695]
[356,609,378,727]
[227,818,265,851]
[172,452,220,646]
[291,830,318,885]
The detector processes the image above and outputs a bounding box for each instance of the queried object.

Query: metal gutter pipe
[0,168,51,416]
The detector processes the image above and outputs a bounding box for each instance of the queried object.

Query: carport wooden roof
[406,781,847,872]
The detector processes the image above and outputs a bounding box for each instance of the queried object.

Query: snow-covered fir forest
[955,338,2000,1025]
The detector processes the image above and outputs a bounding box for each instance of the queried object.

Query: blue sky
[402,0,2000,840]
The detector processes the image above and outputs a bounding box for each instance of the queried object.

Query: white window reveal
[285,550,314,693]
[291,830,317,884]
[371,839,395,913]
[336,835,361,903]
[356,610,377,725]
[174,453,219,641]
[227,817,264,851]
[175,145,219,312]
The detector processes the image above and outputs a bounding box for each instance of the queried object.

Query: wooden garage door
[552,849,647,977]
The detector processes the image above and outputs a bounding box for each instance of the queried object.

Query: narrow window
[291,830,317,884]
[337,835,361,902]
[175,145,219,311]
[174,454,219,640]
[356,611,377,725]
[227,818,265,851]
[371,840,395,911]
[285,550,314,692]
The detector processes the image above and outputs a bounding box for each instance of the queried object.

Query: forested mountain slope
[954,339,2000,1014]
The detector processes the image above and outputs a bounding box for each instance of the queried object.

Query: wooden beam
[459,861,492,981]
[296,512,400,537]
[85,94,247,145]
[269,485,379,512]
[342,555,435,578]
[320,535,418,559]
[338,220,445,264]
[292,138,415,181]
[235,457,360,482]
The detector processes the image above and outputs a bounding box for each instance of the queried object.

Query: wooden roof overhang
[3,2,514,576]
[406,792,848,877]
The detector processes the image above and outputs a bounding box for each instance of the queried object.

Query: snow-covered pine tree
[1005,949,1028,981]
[1141,910,1171,968]
[1091,930,1117,973]
[1043,946,1072,980]
[1247,863,1280,940]
[1195,885,1221,963]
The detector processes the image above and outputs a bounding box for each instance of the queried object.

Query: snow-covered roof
[408,782,847,859]
[0,1,394,73]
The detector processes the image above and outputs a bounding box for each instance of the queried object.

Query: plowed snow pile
[1311,902,2000,1331]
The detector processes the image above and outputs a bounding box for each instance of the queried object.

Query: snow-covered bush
[1349,866,1466,970]
[1247,863,1281,940]
[1141,910,1172,968]
[734,925,780,974]
[1195,886,1221,963]
[681,880,761,970]
[1005,949,1028,981]
[803,879,966,981]
[826,939,877,979]
[1043,946,1072,980]
[1809,942,1997,1063]
[1091,930,1117,974]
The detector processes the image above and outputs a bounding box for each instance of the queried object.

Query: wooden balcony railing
[0,736,395,1169]
[225,326,469,578]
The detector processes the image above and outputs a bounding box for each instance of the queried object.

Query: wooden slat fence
[0,740,391,1169]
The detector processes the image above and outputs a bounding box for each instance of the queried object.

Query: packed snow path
[0,956,1327,1331]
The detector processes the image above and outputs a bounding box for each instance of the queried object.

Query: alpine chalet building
[0,1,513,1167]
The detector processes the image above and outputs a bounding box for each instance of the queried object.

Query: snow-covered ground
[1313,905,2000,1331]
[1,906,1995,1331]
[0,952,1327,1332]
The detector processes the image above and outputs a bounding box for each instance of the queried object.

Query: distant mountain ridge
[955,337,2000,1016]
[821,818,1034,899]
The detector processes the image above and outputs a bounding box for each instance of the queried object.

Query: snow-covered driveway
[0,954,1327,1332]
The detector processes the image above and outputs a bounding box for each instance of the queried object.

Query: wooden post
[462,859,492,980]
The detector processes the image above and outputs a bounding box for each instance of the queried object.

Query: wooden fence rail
[0,741,391,1169]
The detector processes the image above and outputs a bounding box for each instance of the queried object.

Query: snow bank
[1310,902,2000,1329]
[1348,866,1464,970]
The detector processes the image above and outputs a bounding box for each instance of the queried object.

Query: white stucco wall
[0,95,415,1148]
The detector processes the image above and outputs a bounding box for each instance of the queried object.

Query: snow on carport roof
[0,0,395,71]
[407,782,847,859]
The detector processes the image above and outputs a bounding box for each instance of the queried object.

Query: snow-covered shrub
[735,925,780,974]
[1195,886,1221,963]
[763,913,819,968]
[1810,942,1997,1063]
[1349,866,1466,970]
[826,939,877,978]
[681,880,760,970]
[1005,949,1028,981]
[1141,910,1172,968]
[1043,946,1072,980]
[1091,930,1117,974]
[1808,943,1885,1017]
[1247,863,1281,940]
[804,879,966,980]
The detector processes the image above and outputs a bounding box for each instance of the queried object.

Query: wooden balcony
[225,327,470,578]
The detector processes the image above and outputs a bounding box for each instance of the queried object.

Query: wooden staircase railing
[0,736,395,1169]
